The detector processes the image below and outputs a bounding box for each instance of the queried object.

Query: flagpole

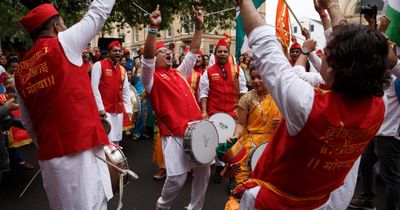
[282,0,304,29]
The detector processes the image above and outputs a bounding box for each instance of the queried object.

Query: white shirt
[198,66,248,100]
[379,75,400,138]
[292,65,325,87]
[91,60,132,114]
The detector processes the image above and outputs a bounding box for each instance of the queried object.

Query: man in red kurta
[91,41,132,144]
[15,1,115,209]
[235,0,390,209]
[141,6,209,210]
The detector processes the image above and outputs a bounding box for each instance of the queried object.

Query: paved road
[0,136,386,210]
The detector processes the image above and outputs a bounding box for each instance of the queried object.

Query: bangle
[327,2,339,10]
[148,25,158,35]
[195,24,204,30]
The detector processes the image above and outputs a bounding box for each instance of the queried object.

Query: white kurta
[18,0,115,209]
[238,25,372,210]
[91,61,132,142]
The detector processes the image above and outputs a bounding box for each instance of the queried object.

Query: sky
[264,0,320,26]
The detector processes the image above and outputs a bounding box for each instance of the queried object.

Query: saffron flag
[235,0,265,60]
[384,0,400,45]
[275,0,290,48]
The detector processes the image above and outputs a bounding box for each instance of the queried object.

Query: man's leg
[187,165,211,210]
[238,186,260,210]
[157,172,188,210]
[376,136,400,210]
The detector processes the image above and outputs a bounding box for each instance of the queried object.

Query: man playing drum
[141,5,209,210]
[236,0,391,209]
[14,0,115,209]
[91,40,133,145]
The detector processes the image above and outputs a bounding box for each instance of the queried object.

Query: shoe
[132,135,139,141]
[348,196,376,210]
[153,168,166,180]
[212,166,223,183]
[18,162,34,170]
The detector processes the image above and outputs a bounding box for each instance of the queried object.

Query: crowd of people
[0,0,400,209]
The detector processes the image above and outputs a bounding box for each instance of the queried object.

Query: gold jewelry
[327,2,339,10]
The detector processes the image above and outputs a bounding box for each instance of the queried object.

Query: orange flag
[275,0,290,48]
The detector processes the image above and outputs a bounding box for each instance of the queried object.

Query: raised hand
[302,39,317,53]
[192,6,204,27]
[313,0,325,14]
[149,5,161,26]
[317,0,338,10]
[378,16,391,35]
[301,27,311,40]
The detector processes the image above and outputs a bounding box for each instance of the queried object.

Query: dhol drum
[103,144,138,194]
[247,143,268,171]
[209,113,236,144]
[129,85,141,122]
[183,120,218,164]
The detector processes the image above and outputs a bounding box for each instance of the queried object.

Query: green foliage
[0,0,236,44]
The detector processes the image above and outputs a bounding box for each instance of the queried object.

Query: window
[209,44,215,55]
[134,27,139,42]
[293,26,297,33]
[166,27,172,38]
[310,24,314,32]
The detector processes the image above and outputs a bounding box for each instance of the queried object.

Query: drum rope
[159,120,186,152]
[94,153,138,210]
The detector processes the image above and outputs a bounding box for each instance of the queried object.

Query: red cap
[223,32,232,39]
[123,49,130,55]
[216,38,229,50]
[197,50,203,56]
[108,40,121,49]
[290,42,301,50]
[20,4,59,33]
[183,47,190,53]
[156,41,166,51]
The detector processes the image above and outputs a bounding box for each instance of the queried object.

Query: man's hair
[325,24,390,98]
[29,15,60,40]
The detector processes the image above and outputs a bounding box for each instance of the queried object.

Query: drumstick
[19,169,41,198]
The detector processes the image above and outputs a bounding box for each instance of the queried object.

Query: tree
[0,0,236,46]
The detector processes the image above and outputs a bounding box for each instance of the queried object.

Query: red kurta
[206,62,240,118]
[251,88,385,209]
[149,68,202,137]
[99,59,124,113]
[14,38,109,160]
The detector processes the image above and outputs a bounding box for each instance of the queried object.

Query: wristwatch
[301,47,310,55]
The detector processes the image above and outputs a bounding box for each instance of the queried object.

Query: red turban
[156,41,166,51]
[290,42,301,50]
[197,50,203,56]
[108,40,121,50]
[20,4,59,33]
[216,38,229,50]
[123,49,130,55]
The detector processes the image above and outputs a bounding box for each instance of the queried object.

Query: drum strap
[158,120,185,152]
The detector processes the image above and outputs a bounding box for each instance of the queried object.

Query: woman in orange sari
[224,66,281,209]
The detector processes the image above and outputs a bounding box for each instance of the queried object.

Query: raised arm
[143,5,161,60]
[238,0,266,36]
[59,0,116,65]
[318,0,347,28]
[314,0,331,31]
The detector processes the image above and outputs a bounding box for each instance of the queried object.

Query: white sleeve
[199,70,210,100]
[209,54,215,67]
[293,65,325,87]
[308,52,321,72]
[90,62,105,111]
[389,60,400,78]
[141,58,155,94]
[16,92,38,147]
[177,52,197,78]
[248,25,315,136]
[238,67,248,94]
[122,72,132,114]
[58,0,115,66]
[324,28,333,41]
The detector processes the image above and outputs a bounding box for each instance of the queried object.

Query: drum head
[190,120,218,164]
[250,143,268,170]
[209,113,236,144]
